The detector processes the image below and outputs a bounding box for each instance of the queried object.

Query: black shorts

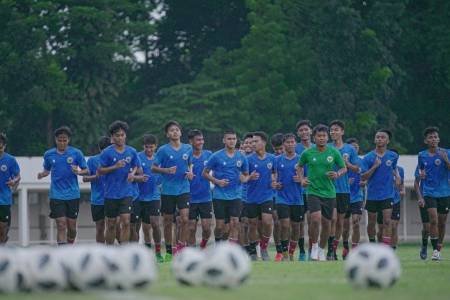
[424,196,450,215]
[307,195,336,220]
[365,199,393,213]
[104,197,132,218]
[303,194,308,212]
[140,200,161,224]
[49,199,80,219]
[272,198,277,211]
[213,199,241,220]
[391,202,401,221]
[189,202,213,220]
[345,201,364,218]
[161,193,190,215]
[130,200,141,224]
[245,201,273,219]
[336,193,350,214]
[0,205,11,226]
[91,205,105,222]
[276,204,305,222]
[420,206,429,223]
[240,202,248,219]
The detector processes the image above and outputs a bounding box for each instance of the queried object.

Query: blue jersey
[43,146,87,200]
[417,149,450,198]
[361,150,398,201]
[206,149,249,200]
[247,153,275,204]
[295,143,314,195]
[0,153,20,205]
[154,143,192,196]
[393,166,404,204]
[274,153,303,205]
[190,150,212,203]
[348,157,363,203]
[87,155,105,205]
[99,145,139,200]
[329,143,358,194]
[137,152,161,201]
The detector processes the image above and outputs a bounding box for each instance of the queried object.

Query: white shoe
[431,250,441,261]
[310,243,319,261]
[318,247,326,261]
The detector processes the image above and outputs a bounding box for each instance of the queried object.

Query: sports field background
[2,244,449,300]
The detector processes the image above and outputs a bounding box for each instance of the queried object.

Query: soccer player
[83,136,111,243]
[239,133,254,252]
[297,124,347,261]
[270,133,284,261]
[416,126,450,260]
[246,131,275,261]
[187,129,213,249]
[38,126,88,245]
[415,165,429,259]
[295,120,314,260]
[341,138,365,259]
[98,121,139,245]
[202,129,249,245]
[328,120,360,260]
[151,120,193,260]
[273,133,304,261]
[391,152,405,250]
[0,133,20,244]
[361,129,399,246]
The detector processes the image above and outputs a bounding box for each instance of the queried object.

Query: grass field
[3,244,450,300]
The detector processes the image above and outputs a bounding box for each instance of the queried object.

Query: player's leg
[277,204,290,261]
[272,202,282,259]
[391,203,401,249]
[161,195,176,260]
[213,200,225,243]
[327,207,337,260]
[419,205,430,260]
[104,200,120,245]
[334,194,350,260]
[117,198,132,243]
[307,196,322,261]
[436,197,449,252]
[260,201,273,261]
[65,199,80,244]
[130,200,141,242]
[91,205,105,243]
[0,205,10,244]
[425,197,440,260]
[199,202,213,248]
[319,198,334,261]
[226,200,241,243]
[289,205,302,261]
[176,193,190,250]
[376,208,383,242]
[147,200,163,261]
[297,205,306,261]
[247,203,259,260]
[381,200,393,245]
[342,210,351,260]
[365,201,378,243]
[188,204,198,247]
[49,200,67,244]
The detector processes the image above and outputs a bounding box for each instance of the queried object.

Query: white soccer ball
[103,244,157,290]
[345,243,401,289]
[57,245,109,291]
[27,246,68,291]
[0,248,21,293]
[171,247,205,286]
[202,242,251,289]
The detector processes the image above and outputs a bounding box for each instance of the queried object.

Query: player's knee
[56,220,67,232]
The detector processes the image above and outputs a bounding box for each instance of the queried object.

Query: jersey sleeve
[414,165,419,178]
[298,151,308,167]
[87,158,95,176]
[130,149,139,169]
[399,167,405,184]
[361,153,372,173]
[153,147,164,166]
[241,155,249,174]
[334,149,346,168]
[417,153,424,170]
[99,149,110,167]
[11,158,20,176]
[77,150,88,169]
[392,153,398,170]
[349,146,358,165]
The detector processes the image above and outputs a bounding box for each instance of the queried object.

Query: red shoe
[342,248,349,260]
[275,252,283,262]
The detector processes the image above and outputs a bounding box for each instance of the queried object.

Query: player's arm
[361,156,381,181]
[82,174,97,182]
[240,172,250,183]
[414,176,424,207]
[440,149,450,170]
[151,164,176,174]
[202,167,228,187]
[98,160,126,175]
[7,174,21,191]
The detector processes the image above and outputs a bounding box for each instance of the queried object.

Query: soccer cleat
[164,253,172,262]
[431,250,441,261]
[274,253,283,262]
[420,246,427,260]
[342,248,349,260]
[155,253,164,263]
[326,250,334,261]
[310,244,319,261]
[318,247,326,261]
[333,251,338,261]
[261,249,271,261]
[298,252,306,262]
[289,254,295,261]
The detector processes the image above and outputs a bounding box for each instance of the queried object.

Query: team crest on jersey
[0,165,7,172]
[281,164,285,168]
[435,159,442,166]
[223,161,227,166]
[267,162,273,169]
[326,156,333,163]
[182,153,188,160]
[236,160,242,167]
[125,156,131,163]
[385,160,392,167]
[66,156,74,164]
[142,162,146,166]
[254,164,258,168]
[170,155,174,159]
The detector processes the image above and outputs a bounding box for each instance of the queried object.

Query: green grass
[3,245,450,300]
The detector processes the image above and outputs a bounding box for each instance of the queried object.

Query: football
[171,247,205,286]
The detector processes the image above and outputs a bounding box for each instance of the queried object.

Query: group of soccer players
[0,119,449,262]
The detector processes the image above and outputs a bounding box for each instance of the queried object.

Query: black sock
[221,237,228,241]
[328,236,334,252]
[245,245,251,254]
[275,244,283,254]
[369,238,376,243]
[422,231,429,247]
[57,242,67,246]
[215,237,222,242]
[166,244,172,254]
[343,240,349,250]
[281,240,289,253]
[392,246,397,250]
[431,238,438,251]
[298,238,305,253]
[145,243,152,249]
[250,241,258,255]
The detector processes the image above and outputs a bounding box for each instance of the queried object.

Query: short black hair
[98,136,111,151]
[312,124,329,136]
[109,120,129,135]
[164,120,181,133]
[346,137,359,144]
[423,126,439,138]
[54,126,72,138]
[0,133,7,145]
[283,133,297,142]
[143,133,158,145]
[236,139,241,149]
[296,120,312,131]
[390,148,399,155]
[377,128,392,140]
[253,131,268,143]
[270,133,284,147]
[243,132,254,140]
[188,129,203,140]
[224,129,236,136]
[329,120,345,130]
